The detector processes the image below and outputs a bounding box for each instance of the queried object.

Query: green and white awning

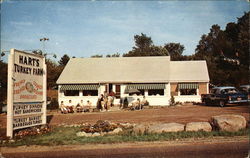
[60,84,100,91]
[178,83,198,89]
[126,83,166,90]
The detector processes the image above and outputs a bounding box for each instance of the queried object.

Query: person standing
[109,90,116,107]
[119,97,123,109]
[97,95,104,111]
[123,97,128,108]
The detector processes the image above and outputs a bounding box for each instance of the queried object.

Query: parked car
[239,85,250,97]
[201,86,249,107]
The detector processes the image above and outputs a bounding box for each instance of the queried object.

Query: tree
[148,45,169,56]
[0,60,7,104]
[58,54,70,66]
[194,12,249,86]
[106,53,120,57]
[47,59,63,89]
[164,43,185,60]
[91,54,103,58]
[236,12,249,66]
[123,33,169,57]
[134,33,153,51]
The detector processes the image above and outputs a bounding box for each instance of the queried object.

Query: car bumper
[228,100,249,104]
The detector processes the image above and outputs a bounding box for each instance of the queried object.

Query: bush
[47,98,59,110]
[169,96,175,106]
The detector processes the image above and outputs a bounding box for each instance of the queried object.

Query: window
[138,89,145,95]
[129,89,145,96]
[83,90,98,96]
[148,89,164,96]
[64,90,79,96]
[180,89,197,95]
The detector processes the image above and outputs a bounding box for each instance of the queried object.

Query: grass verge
[1,127,249,147]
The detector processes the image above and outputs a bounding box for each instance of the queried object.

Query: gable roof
[56,56,170,84]
[56,56,209,84]
[169,61,209,82]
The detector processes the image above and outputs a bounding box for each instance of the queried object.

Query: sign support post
[42,58,47,124]
[7,49,14,138]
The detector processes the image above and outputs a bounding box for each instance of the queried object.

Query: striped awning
[178,83,198,89]
[60,84,100,91]
[126,83,166,90]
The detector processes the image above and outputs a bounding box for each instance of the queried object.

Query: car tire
[219,101,225,107]
[204,101,209,106]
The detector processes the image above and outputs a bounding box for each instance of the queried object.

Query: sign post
[7,49,47,138]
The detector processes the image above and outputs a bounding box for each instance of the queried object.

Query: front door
[109,84,113,93]
[115,85,121,98]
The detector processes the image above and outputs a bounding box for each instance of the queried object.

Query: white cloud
[10,21,32,26]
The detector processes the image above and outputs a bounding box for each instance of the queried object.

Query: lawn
[1,126,248,147]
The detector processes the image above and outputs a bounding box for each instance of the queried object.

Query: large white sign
[7,49,47,138]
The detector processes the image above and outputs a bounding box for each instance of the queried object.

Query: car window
[239,87,250,93]
[224,88,238,94]
[211,89,217,94]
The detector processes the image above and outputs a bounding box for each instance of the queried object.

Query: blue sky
[1,0,249,61]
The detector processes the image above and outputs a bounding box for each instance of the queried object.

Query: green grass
[1,127,249,147]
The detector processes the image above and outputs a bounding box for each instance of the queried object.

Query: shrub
[48,98,59,110]
[169,96,175,106]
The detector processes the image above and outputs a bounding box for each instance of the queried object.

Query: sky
[1,0,249,61]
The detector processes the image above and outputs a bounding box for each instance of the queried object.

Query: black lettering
[28,57,32,66]
[14,64,33,74]
[19,55,23,64]
[36,59,39,67]
[23,56,28,64]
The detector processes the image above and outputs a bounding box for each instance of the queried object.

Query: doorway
[109,84,113,93]
[105,84,113,94]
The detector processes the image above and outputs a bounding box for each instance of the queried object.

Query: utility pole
[40,37,49,54]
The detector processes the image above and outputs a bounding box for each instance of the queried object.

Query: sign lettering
[13,115,43,130]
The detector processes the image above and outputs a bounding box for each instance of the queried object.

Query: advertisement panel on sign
[13,115,43,130]
[13,51,44,102]
[13,102,43,116]
[7,49,47,138]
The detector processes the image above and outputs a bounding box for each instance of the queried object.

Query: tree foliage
[106,53,120,57]
[58,54,70,66]
[91,54,103,58]
[47,59,64,89]
[164,43,185,60]
[194,12,249,86]
[123,33,169,57]
[0,60,7,103]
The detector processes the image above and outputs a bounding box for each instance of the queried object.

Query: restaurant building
[56,56,209,106]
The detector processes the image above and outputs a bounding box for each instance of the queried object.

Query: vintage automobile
[201,86,249,107]
[239,84,250,95]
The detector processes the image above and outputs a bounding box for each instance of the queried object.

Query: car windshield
[221,88,238,94]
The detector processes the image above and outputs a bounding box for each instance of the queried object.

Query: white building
[56,56,209,106]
